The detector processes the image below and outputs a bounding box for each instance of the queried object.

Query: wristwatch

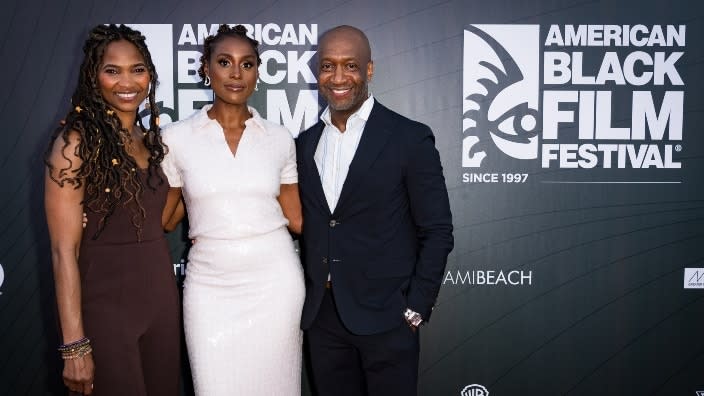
[404,308,423,327]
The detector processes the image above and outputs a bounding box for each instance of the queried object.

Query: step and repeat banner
[1,0,702,395]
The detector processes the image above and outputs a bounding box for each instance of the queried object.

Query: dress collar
[193,103,266,132]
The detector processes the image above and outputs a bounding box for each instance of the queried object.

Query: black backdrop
[1,1,703,395]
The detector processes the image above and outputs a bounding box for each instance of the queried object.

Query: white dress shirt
[314,94,375,212]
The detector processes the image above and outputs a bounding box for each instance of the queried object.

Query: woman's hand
[63,354,95,394]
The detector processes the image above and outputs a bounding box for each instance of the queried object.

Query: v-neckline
[206,107,253,160]
[218,124,247,160]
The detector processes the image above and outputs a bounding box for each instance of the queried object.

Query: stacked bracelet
[58,337,92,360]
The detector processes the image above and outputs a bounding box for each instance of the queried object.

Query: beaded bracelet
[60,344,92,360]
[58,337,92,360]
[58,337,89,350]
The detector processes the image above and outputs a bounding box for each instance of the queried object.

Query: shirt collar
[244,106,267,131]
[321,94,375,128]
[193,103,267,132]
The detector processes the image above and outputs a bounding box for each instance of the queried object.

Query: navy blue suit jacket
[296,101,453,335]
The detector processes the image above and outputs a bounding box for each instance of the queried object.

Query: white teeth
[116,93,138,99]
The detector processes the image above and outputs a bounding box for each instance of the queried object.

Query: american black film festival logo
[462,24,685,183]
[130,23,319,135]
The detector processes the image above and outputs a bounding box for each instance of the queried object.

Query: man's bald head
[319,25,372,63]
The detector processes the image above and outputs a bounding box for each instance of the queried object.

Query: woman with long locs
[45,24,181,395]
[160,24,305,395]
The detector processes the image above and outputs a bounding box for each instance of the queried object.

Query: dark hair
[45,24,165,240]
[197,24,262,82]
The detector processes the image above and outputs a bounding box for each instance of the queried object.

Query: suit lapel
[304,122,331,215]
[333,103,393,216]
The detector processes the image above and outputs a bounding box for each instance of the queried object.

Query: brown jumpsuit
[76,168,180,396]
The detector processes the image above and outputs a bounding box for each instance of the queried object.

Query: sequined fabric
[162,105,304,395]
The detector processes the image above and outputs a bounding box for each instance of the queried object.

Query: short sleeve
[280,134,298,184]
[161,141,182,188]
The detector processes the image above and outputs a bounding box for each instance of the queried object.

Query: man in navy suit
[296,25,454,396]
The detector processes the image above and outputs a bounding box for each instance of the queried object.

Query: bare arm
[45,130,94,394]
[278,183,303,235]
[162,187,184,232]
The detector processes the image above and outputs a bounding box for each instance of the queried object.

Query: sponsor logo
[684,268,704,289]
[444,270,532,286]
[462,24,686,183]
[130,23,319,135]
[695,391,703,396]
[463,25,540,168]
[461,384,489,396]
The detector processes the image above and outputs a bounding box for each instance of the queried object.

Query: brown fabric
[78,168,180,396]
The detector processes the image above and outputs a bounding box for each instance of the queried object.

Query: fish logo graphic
[462,25,541,168]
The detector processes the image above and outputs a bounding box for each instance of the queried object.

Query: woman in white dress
[161,24,305,395]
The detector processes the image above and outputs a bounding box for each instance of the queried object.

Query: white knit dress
[161,105,304,396]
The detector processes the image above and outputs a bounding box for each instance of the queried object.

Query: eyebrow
[101,62,147,69]
[320,58,360,65]
[214,53,257,59]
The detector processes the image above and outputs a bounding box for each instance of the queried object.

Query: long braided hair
[197,24,262,82]
[45,24,165,240]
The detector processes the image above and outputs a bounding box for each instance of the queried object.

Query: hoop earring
[204,76,211,86]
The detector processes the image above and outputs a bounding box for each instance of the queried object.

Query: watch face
[404,309,422,326]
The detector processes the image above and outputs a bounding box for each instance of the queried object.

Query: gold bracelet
[58,337,92,359]
[61,344,92,360]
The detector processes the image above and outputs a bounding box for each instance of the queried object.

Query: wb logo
[462,24,541,168]
[461,384,489,396]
